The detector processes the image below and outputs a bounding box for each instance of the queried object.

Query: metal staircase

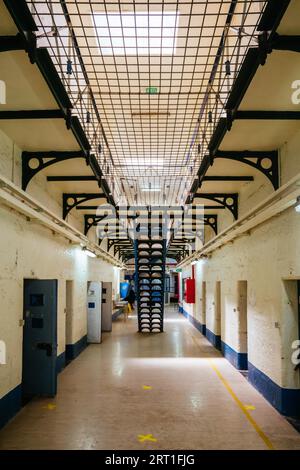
[135,239,166,332]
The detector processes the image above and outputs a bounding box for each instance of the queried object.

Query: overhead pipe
[0,173,123,268]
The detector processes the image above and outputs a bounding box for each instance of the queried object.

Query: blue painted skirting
[248,362,300,418]
[221,341,248,370]
[0,384,22,429]
[56,352,66,374]
[206,328,221,351]
[180,306,206,335]
[0,338,87,430]
[179,306,300,418]
[180,307,245,363]
[66,335,88,361]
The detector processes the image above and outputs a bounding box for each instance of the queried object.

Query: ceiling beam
[3,0,38,32]
[226,48,261,111]
[76,205,100,210]
[35,48,73,112]
[235,110,300,120]
[0,34,24,52]
[258,0,292,34]
[203,175,254,182]
[22,151,84,158]
[208,119,227,157]
[84,214,107,236]
[58,0,116,179]
[22,150,86,190]
[272,34,300,53]
[214,150,279,190]
[189,148,279,201]
[193,193,238,219]
[85,215,130,238]
[198,205,226,209]
[186,0,292,208]
[47,175,97,182]
[3,0,115,208]
[63,193,106,219]
[0,110,64,119]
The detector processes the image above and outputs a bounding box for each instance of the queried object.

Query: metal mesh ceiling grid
[27,0,266,206]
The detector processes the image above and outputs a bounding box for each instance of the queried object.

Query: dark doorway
[22,279,58,402]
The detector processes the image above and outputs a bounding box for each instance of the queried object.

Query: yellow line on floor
[208,359,275,450]
[188,332,274,450]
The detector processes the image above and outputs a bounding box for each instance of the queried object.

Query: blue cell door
[22,279,58,398]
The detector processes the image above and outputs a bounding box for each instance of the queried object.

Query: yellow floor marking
[138,434,157,443]
[208,359,274,450]
[43,403,56,410]
[142,385,152,390]
[244,404,256,411]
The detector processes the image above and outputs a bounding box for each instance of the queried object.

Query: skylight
[94,12,179,56]
[125,158,165,167]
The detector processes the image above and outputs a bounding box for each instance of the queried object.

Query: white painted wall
[184,129,300,390]
[0,128,120,401]
[191,207,300,389]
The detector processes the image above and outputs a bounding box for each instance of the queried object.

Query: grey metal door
[23,279,58,397]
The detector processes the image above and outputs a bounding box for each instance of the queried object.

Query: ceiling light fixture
[141,188,161,192]
[82,247,97,258]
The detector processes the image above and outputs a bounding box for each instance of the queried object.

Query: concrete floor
[1,307,300,450]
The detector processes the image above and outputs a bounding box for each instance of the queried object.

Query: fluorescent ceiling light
[141,188,161,192]
[94,11,179,56]
[125,158,165,167]
[82,247,97,258]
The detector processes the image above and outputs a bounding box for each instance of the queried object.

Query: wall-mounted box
[184,278,195,304]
